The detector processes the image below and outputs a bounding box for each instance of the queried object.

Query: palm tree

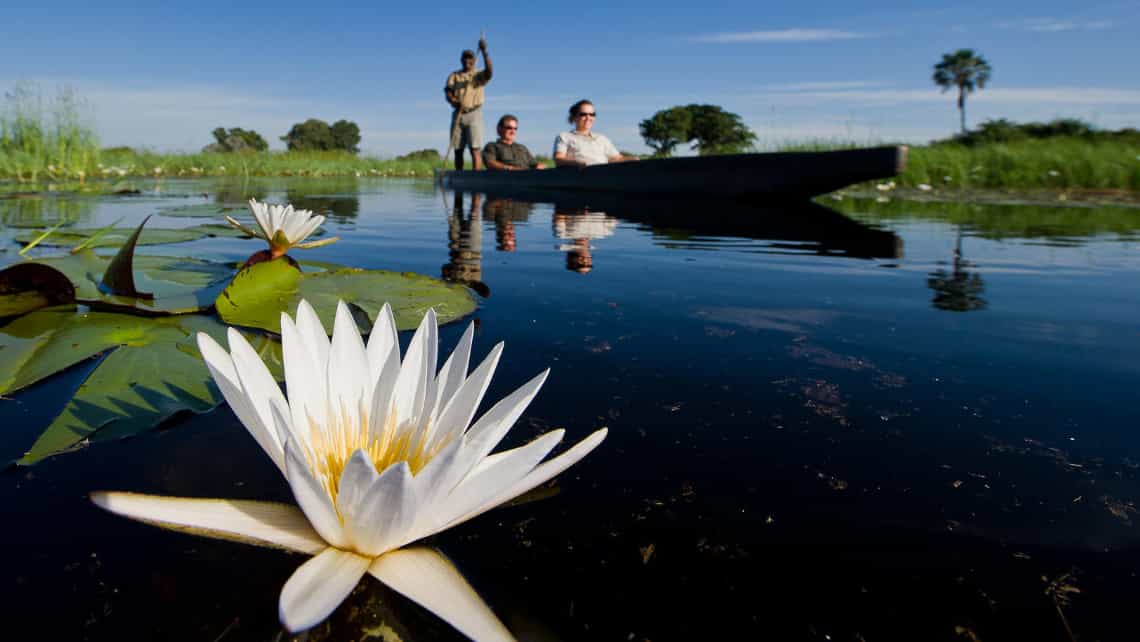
[933,49,992,134]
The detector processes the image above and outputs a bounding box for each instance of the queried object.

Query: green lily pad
[157,203,246,218]
[215,258,303,330]
[15,313,284,465]
[30,251,234,315]
[215,259,476,333]
[0,263,76,317]
[13,226,210,248]
[0,307,174,396]
[297,269,477,330]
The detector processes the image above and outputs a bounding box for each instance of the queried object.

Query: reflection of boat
[456,190,903,259]
[442,146,906,199]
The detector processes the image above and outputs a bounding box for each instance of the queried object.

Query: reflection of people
[482,115,545,171]
[553,209,617,274]
[553,99,638,167]
[445,38,492,171]
[484,197,533,252]
[442,192,489,296]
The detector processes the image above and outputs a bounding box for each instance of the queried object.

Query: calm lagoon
[2,178,1139,641]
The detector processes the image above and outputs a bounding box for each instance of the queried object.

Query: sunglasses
[576,112,597,118]
[502,126,518,130]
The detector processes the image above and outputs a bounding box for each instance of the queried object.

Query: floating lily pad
[0,307,168,396]
[157,203,246,218]
[19,320,283,465]
[215,259,476,333]
[0,263,75,317]
[14,226,208,248]
[31,251,234,315]
[4,309,284,464]
[297,269,477,330]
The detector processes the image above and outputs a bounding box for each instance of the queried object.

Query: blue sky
[2,0,1137,156]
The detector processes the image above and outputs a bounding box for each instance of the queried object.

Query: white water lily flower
[917,183,933,191]
[92,300,607,639]
[226,198,340,257]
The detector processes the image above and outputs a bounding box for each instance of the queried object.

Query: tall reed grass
[773,138,1140,191]
[0,83,101,182]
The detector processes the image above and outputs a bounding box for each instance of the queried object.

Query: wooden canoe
[441,145,907,199]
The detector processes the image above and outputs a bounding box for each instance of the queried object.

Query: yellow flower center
[302,398,452,506]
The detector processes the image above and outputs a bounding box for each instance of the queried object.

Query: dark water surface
[3,179,1139,641]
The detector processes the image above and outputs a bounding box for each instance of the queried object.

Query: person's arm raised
[479,38,493,81]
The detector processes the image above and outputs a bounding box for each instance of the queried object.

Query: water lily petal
[335,449,380,521]
[285,440,349,549]
[439,428,607,533]
[427,430,563,541]
[90,492,324,555]
[349,461,417,556]
[433,322,475,416]
[411,437,465,519]
[280,312,323,452]
[279,547,371,633]
[249,198,273,239]
[366,302,399,389]
[431,342,503,452]
[294,236,340,250]
[224,215,264,240]
[369,547,515,642]
[462,368,551,469]
[227,327,290,460]
[197,332,286,473]
[295,299,331,374]
[391,309,437,438]
[327,301,372,430]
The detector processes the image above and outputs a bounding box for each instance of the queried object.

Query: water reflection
[0,192,98,229]
[286,177,362,221]
[442,191,489,296]
[211,180,268,205]
[553,208,618,274]
[838,196,1140,244]
[483,197,534,252]
[927,226,987,311]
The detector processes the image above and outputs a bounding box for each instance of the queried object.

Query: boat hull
[441,145,907,199]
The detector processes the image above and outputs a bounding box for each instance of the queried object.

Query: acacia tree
[330,120,361,154]
[281,118,361,153]
[639,104,755,157]
[933,49,992,134]
[205,127,267,152]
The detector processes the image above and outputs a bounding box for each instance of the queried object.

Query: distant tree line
[203,119,361,154]
[940,118,1140,146]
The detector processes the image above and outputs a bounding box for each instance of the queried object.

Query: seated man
[482,114,546,171]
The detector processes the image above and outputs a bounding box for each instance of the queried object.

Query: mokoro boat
[441,145,907,199]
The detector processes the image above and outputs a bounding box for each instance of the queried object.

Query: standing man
[445,37,492,171]
[483,114,546,171]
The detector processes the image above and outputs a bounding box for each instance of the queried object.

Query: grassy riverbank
[2,134,1137,194]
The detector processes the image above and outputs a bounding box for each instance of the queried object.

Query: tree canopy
[639,105,756,157]
[932,49,992,134]
[281,118,361,153]
[203,127,268,153]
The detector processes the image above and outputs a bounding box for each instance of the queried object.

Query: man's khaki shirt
[482,141,538,169]
[446,69,490,110]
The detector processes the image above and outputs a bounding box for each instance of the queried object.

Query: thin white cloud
[999,18,1115,32]
[689,29,874,43]
[762,80,890,92]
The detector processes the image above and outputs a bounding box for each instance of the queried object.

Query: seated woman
[553,99,639,167]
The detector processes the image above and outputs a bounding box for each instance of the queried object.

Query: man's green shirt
[482,141,538,169]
